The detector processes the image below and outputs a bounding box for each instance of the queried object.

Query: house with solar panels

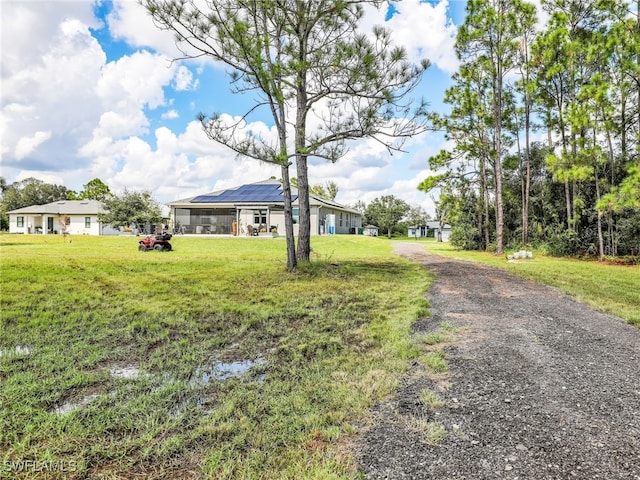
[167,179,362,236]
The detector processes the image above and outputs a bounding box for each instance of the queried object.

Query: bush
[545,228,579,256]
[449,226,481,250]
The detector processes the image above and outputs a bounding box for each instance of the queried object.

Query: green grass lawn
[419,239,640,327]
[2,234,636,479]
[0,234,432,479]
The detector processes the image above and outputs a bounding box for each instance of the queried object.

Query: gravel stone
[353,243,640,480]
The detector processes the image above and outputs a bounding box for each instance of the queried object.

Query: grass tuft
[419,388,444,410]
[423,349,448,373]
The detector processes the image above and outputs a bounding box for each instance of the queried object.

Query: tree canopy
[67,178,112,202]
[99,190,162,230]
[0,177,70,213]
[421,0,640,258]
[309,181,339,201]
[364,195,410,238]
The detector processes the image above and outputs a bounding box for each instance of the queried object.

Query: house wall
[170,205,361,236]
[438,229,451,241]
[315,207,361,234]
[408,225,452,241]
[9,214,105,235]
[9,214,30,234]
[64,215,101,235]
[238,208,285,235]
[408,226,428,238]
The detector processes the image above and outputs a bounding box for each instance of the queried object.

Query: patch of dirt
[353,242,640,479]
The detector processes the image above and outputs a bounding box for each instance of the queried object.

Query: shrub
[449,226,481,250]
[545,228,579,256]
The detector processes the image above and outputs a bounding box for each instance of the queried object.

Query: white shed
[363,225,379,237]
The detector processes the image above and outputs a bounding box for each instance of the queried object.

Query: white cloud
[360,0,459,74]
[107,0,179,57]
[173,65,198,91]
[96,50,173,111]
[1,2,98,74]
[161,109,180,120]
[1,10,107,172]
[13,170,66,187]
[15,131,52,160]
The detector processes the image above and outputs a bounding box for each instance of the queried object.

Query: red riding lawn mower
[138,233,173,251]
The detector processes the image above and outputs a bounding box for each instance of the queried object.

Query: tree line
[420,0,640,258]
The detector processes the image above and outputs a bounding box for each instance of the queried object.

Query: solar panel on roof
[191,184,297,203]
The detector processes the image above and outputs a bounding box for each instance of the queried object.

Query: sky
[1,0,469,216]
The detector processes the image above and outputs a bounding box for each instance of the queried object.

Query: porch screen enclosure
[174,208,236,234]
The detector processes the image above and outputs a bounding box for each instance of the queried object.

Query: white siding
[9,214,106,235]
[9,214,29,234]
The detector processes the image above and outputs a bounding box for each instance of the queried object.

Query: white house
[408,221,452,241]
[7,200,119,235]
[167,179,362,236]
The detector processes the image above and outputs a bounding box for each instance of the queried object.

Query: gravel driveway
[354,242,640,480]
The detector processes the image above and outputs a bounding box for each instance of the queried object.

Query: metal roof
[7,200,105,215]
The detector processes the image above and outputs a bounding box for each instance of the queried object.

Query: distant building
[166,179,362,236]
[363,225,379,237]
[7,200,119,235]
[407,221,452,241]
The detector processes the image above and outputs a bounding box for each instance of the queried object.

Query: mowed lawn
[0,234,432,479]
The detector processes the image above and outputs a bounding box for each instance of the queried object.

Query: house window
[85,217,91,228]
[292,208,299,224]
[253,210,267,224]
[17,216,24,227]
[340,212,343,227]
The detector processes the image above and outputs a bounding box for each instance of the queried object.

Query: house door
[47,217,54,233]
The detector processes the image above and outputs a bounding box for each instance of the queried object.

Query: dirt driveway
[355,242,640,479]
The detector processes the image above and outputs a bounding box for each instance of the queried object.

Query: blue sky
[1,0,467,215]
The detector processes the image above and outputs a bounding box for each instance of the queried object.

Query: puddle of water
[0,345,32,357]
[108,365,141,379]
[53,394,101,415]
[171,391,217,418]
[191,357,267,385]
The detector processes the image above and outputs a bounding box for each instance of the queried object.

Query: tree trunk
[565,180,572,230]
[572,181,578,230]
[523,94,532,246]
[480,157,490,249]
[295,42,311,263]
[594,165,604,260]
[494,77,504,255]
[521,35,532,247]
[280,164,297,270]
[295,152,311,263]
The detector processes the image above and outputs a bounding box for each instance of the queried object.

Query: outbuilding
[362,225,379,237]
